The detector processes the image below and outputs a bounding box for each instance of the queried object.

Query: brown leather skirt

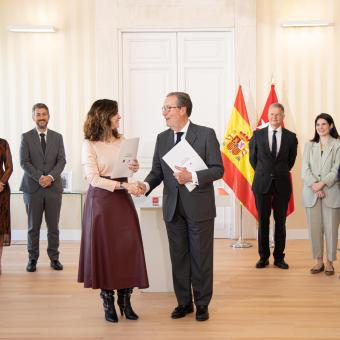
[78,185,149,289]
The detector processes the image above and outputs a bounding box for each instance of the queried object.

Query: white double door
[120,30,235,238]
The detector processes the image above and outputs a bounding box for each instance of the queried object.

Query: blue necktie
[175,132,184,145]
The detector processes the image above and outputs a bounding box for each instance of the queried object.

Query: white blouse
[82,138,124,192]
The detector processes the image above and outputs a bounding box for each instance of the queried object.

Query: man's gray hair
[269,102,285,114]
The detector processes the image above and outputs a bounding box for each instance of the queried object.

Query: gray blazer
[301,137,340,208]
[145,122,224,223]
[19,128,66,194]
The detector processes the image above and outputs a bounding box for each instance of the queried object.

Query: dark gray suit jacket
[19,128,66,193]
[145,122,224,223]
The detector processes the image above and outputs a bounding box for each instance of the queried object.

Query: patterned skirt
[0,186,11,246]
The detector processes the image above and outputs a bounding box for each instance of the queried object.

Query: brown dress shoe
[310,264,324,274]
[325,265,334,276]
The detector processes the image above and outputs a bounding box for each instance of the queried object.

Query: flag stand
[230,204,252,248]
[269,219,275,248]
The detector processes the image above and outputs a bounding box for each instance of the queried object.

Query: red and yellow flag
[221,86,257,219]
[257,84,295,216]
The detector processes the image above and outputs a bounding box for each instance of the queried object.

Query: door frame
[117,28,237,238]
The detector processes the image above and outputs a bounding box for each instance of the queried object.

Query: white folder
[111,137,140,178]
[162,139,207,192]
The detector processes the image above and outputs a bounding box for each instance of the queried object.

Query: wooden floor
[1,240,340,340]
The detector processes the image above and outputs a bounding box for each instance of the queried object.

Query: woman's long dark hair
[84,99,120,141]
[310,113,339,142]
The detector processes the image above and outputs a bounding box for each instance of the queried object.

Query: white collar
[177,119,190,134]
[268,125,282,133]
[36,127,48,135]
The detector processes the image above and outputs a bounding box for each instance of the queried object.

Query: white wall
[257,0,340,230]
[1,0,257,236]
[0,0,95,192]
[94,0,257,234]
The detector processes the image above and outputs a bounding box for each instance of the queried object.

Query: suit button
[43,162,46,165]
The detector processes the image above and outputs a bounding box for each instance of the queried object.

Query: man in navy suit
[249,103,298,270]
[20,103,66,272]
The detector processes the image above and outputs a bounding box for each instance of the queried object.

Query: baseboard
[12,229,81,241]
[11,228,336,241]
[286,229,309,240]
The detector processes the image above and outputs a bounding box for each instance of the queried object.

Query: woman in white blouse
[301,113,340,276]
[78,99,149,323]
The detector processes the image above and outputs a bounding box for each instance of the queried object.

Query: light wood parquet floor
[0,240,340,340]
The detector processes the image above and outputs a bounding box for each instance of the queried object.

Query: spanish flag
[221,86,257,219]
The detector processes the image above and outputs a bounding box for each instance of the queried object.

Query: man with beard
[20,103,66,272]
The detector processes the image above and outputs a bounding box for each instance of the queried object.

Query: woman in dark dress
[0,138,13,274]
[78,99,149,323]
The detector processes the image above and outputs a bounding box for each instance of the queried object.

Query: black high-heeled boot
[117,288,139,320]
[100,289,118,323]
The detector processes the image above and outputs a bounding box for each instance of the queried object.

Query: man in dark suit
[249,103,298,270]
[20,103,66,272]
[138,92,224,321]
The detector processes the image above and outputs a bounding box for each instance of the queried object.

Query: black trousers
[165,196,214,307]
[254,182,290,261]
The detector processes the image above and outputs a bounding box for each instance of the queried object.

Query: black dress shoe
[26,259,37,272]
[50,260,63,270]
[171,303,194,319]
[256,259,269,268]
[196,305,209,321]
[274,260,289,269]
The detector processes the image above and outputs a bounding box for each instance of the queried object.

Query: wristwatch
[119,182,124,190]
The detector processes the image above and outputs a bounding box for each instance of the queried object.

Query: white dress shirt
[36,128,48,142]
[268,125,282,156]
[36,128,54,181]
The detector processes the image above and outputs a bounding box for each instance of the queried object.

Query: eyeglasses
[161,105,181,112]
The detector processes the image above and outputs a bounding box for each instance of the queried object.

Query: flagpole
[230,203,252,248]
[269,221,275,248]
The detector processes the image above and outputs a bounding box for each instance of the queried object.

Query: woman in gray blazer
[301,113,340,275]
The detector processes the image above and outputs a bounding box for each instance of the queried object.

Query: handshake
[123,181,148,196]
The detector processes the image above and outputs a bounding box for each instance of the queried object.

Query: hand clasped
[39,175,52,188]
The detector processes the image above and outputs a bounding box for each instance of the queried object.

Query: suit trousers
[24,188,62,261]
[165,195,214,307]
[306,199,339,261]
[254,181,289,261]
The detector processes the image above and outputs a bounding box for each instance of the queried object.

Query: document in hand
[162,139,207,192]
[111,137,140,178]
